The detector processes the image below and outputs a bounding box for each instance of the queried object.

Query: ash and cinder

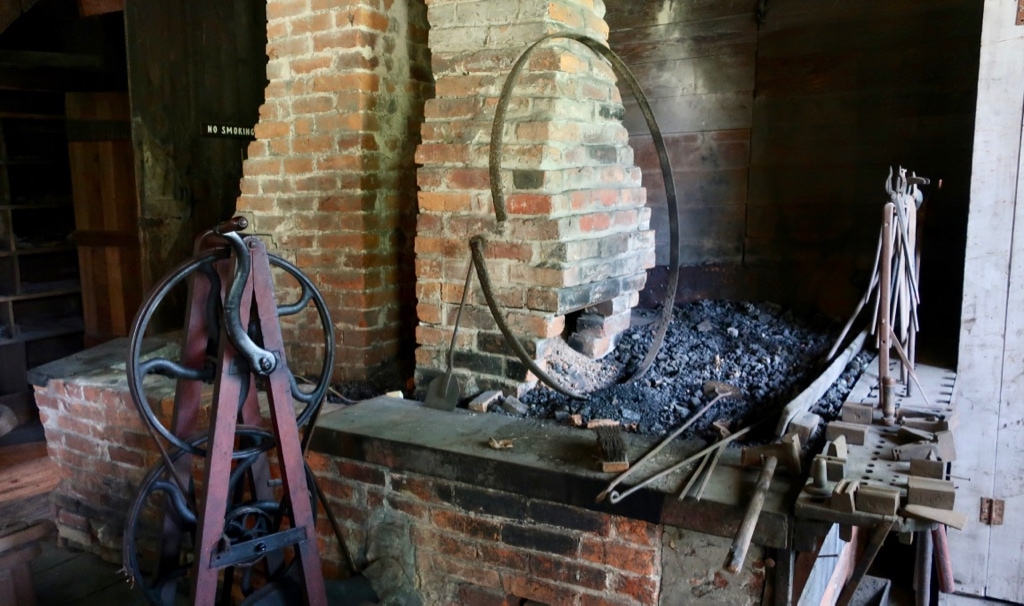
[519,300,852,441]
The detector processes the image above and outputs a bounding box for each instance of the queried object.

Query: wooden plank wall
[607,0,981,336]
[124,0,267,303]
[948,1,1024,602]
[605,0,756,266]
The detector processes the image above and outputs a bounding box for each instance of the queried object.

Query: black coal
[517,300,855,441]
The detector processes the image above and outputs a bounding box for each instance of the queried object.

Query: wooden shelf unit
[0,98,84,394]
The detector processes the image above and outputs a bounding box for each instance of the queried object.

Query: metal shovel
[425,263,474,410]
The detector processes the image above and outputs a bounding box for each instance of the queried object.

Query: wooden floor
[30,539,146,606]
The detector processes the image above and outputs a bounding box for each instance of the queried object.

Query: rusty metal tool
[425,261,474,411]
[724,432,802,573]
[932,524,955,594]
[596,382,741,503]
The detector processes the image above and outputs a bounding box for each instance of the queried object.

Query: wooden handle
[725,455,777,573]
[931,524,955,593]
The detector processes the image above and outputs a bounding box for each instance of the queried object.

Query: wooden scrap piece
[903,504,968,530]
[595,425,629,473]
[586,418,619,429]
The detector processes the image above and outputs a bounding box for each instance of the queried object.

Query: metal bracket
[980,497,1004,525]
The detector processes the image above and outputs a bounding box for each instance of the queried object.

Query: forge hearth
[517,300,850,441]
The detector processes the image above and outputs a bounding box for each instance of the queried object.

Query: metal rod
[677,452,710,501]
[695,444,725,501]
[597,391,735,502]
[604,425,753,504]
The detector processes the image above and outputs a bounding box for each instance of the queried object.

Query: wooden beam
[77,0,124,17]
[0,50,104,70]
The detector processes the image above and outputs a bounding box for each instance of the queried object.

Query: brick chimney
[236,0,432,381]
[414,0,655,395]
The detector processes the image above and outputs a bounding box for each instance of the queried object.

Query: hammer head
[740,431,802,475]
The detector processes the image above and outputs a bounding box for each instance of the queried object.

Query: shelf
[0,315,84,346]
[0,245,75,257]
[0,280,80,302]
[0,203,71,211]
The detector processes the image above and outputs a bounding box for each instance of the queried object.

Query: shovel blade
[425,373,460,411]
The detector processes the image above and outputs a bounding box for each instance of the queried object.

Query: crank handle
[221,230,277,375]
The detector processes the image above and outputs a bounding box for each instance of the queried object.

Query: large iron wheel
[126,245,334,457]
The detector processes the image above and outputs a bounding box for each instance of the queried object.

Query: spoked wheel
[126,245,335,457]
[122,429,319,605]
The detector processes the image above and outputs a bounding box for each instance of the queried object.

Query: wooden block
[826,421,867,445]
[909,458,946,479]
[934,431,957,462]
[841,402,874,425]
[467,390,502,413]
[789,412,821,443]
[903,504,968,530]
[831,479,858,513]
[907,477,955,510]
[824,457,846,482]
[856,486,901,516]
[826,434,849,461]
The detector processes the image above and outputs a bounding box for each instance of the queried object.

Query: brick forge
[33,349,772,605]
[413,0,656,395]
[235,0,432,382]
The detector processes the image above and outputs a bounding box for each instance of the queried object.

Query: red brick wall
[33,377,170,562]
[414,0,655,395]
[236,0,433,381]
[307,449,664,605]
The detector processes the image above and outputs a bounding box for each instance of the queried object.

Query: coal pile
[518,300,850,441]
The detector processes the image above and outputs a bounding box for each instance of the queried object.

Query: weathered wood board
[943,1,1024,603]
[67,91,142,346]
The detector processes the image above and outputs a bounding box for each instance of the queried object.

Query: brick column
[236,0,432,381]
[415,0,655,395]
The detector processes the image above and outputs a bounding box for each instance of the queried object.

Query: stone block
[907,476,956,510]
[825,421,867,445]
[468,390,502,412]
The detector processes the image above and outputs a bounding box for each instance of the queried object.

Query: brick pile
[235,0,433,381]
[414,0,655,395]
